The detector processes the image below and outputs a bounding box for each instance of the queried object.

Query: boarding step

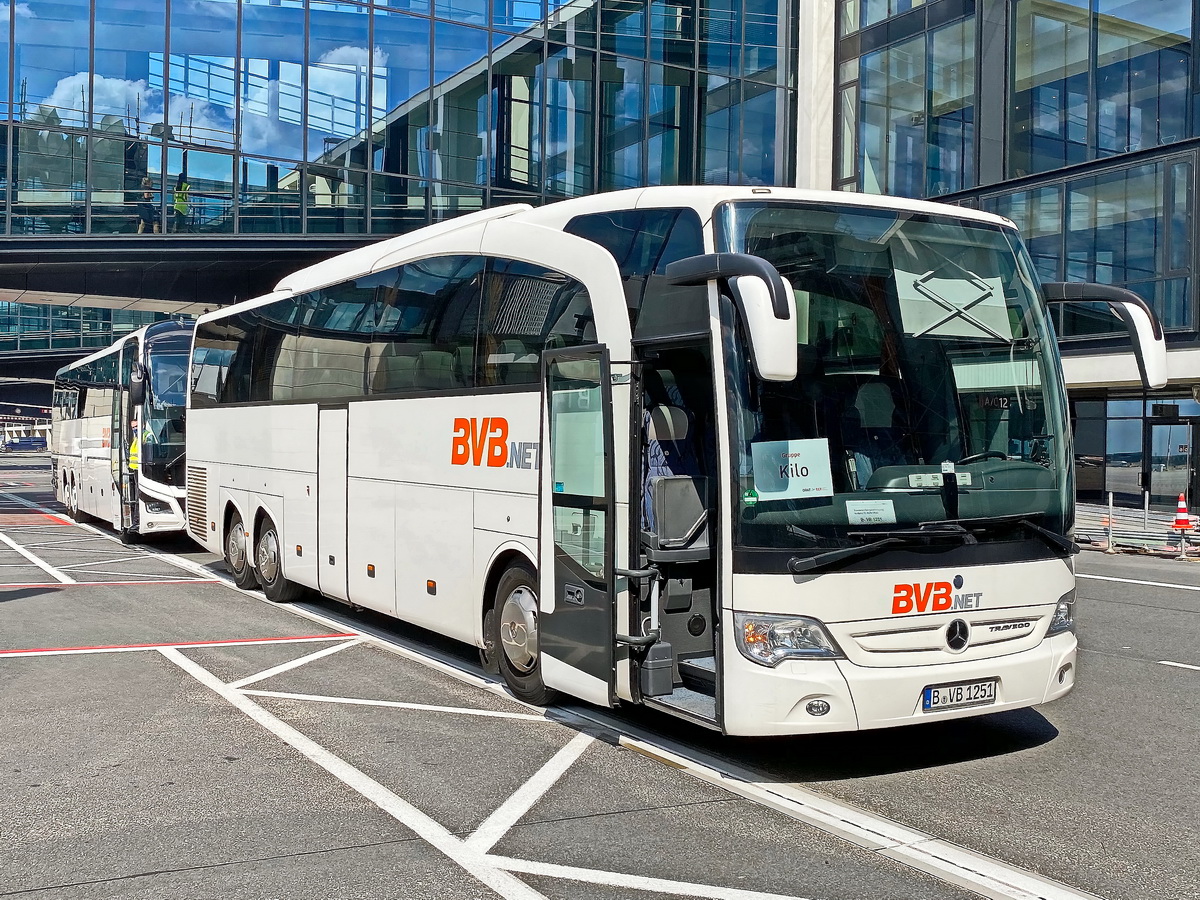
[678,654,716,693]
[646,685,717,726]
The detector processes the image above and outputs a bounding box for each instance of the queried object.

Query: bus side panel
[283,467,319,591]
[347,477,396,615]
[82,419,113,524]
[187,404,317,474]
[394,483,474,643]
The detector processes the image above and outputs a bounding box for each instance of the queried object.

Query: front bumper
[720,631,1077,737]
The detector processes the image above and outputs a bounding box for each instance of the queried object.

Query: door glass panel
[1150,423,1191,510]
[548,357,608,582]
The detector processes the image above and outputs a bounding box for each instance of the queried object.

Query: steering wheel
[957,451,1008,464]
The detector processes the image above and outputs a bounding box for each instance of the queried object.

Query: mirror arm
[1042,282,1165,389]
[664,253,791,320]
[1041,282,1163,340]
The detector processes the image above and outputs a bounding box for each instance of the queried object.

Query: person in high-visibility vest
[173,176,190,233]
[128,422,140,472]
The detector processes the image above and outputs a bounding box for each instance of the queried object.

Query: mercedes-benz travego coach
[52,320,192,542]
[183,187,1165,736]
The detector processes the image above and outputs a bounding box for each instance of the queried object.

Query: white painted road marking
[159,646,554,900]
[0,634,355,658]
[0,531,76,583]
[1078,573,1200,591]
[1158,660,1200,672]
[240,689,547,722]
[466,731,594,853]
[226,639,360,689]
[492,856,816,900]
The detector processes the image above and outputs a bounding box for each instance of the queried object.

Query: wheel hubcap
[228,525,246,570]
[499,586,539,673]
[257,529,280,583]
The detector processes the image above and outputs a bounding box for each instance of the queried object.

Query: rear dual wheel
[225,511,258,590]
[255,516,302,603]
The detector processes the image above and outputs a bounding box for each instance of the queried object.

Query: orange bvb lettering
[451,416,511,467]
[450,418,470,465]
[892,581,953,615]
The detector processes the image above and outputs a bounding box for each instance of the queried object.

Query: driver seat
[844,381,907,488]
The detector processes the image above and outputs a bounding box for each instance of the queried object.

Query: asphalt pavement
[2,454,1197,900]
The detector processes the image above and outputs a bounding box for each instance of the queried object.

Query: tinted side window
[564,207,706,338]
[479,258,594,387]
[281,274,382,401]
[251,298,304,402]
[371,256,484,394]
[191,312,256,408]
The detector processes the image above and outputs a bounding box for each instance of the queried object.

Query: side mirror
[129,364,146,405]
[1042,283,1167,389]
[664,253,798,382]
[727,275,798,381]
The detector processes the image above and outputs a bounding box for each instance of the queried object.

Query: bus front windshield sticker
[892,240,1013,343]
[750,438,835,501]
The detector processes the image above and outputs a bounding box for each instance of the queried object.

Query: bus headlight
[1046,589,1076,636]
[734,613,844,666]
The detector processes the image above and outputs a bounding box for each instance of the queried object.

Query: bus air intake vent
[186,466,208,538]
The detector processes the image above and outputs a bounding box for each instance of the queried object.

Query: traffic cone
[1172,494,1192,531]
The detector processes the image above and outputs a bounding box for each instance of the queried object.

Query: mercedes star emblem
[946,619,970,651]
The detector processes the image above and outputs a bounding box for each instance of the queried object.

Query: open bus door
[537,347,621,707]
[114,337,140,535]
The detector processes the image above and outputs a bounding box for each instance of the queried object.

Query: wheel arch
[222,498,248,557]
[479,542,537,649]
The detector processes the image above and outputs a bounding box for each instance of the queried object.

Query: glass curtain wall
[838,11,975,198]
[0,0,797,238]
[980,152,1195,336]
[0,303,171,352]
[1010,0,1191,178]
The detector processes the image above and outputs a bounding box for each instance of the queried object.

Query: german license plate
[922,678,997,712]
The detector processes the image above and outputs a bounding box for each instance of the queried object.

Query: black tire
[67,478,81,521]
[225,511,258,590]
[489,561,555,705]
[120,527,141,545]
[255,516,302,603]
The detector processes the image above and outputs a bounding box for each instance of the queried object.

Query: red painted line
[0,633,357,655]
[0,579,221,588]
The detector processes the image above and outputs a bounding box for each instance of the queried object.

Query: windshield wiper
[922,514,1079,556]
[788,538,904,575]
[788,524,974,576]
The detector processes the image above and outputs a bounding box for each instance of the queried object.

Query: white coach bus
[52,320,192,541]
[185,187,1165,736]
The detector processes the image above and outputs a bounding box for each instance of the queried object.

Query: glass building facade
[0,0,797,427]
[835,0,1200,509]
[0,0,796,238]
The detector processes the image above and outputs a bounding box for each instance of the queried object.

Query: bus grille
[186,466,208,539]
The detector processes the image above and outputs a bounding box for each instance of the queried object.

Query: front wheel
[489,561,555,706]
[225,511,258,590]
[255,516,302,603]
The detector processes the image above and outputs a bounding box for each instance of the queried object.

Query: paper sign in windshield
[751,439,834,501]
[846,499,897,525]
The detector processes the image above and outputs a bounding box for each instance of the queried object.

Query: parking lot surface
[3,454,1198,900]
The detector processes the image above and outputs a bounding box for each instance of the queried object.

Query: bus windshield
[145,351,188,463]
[717,201,1072,551]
